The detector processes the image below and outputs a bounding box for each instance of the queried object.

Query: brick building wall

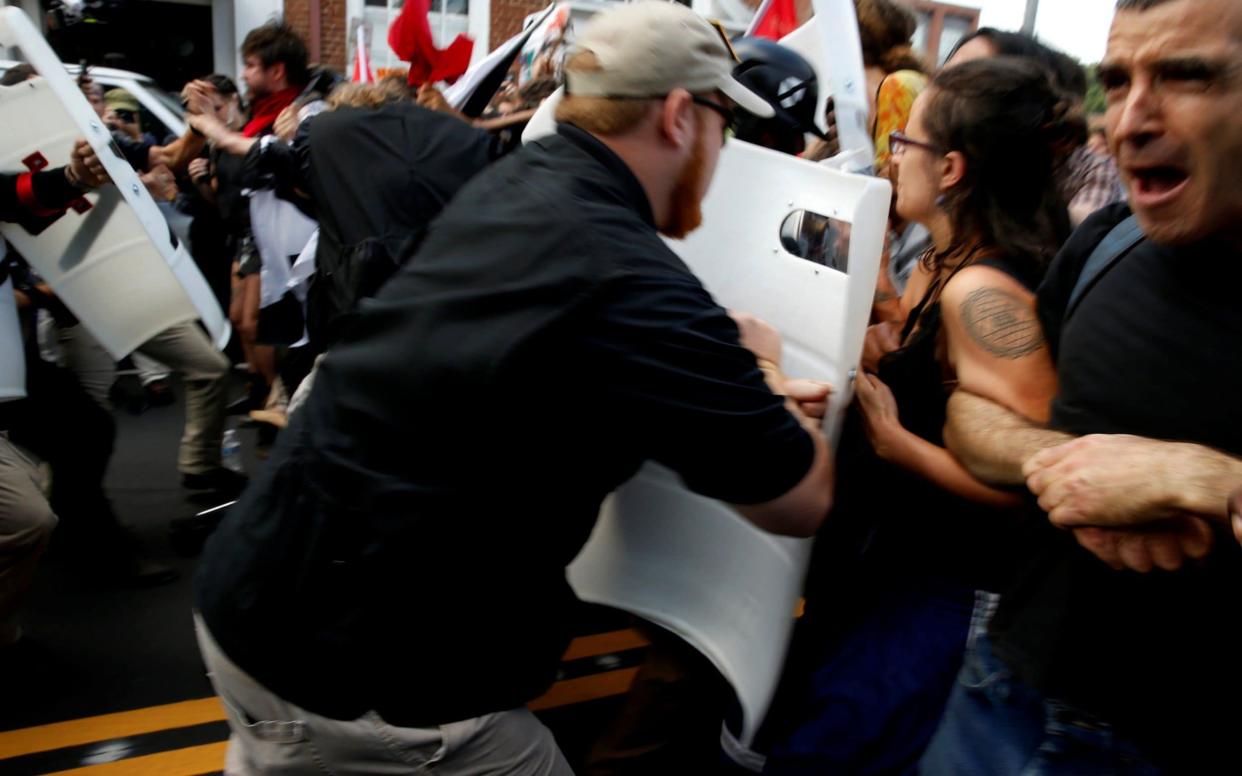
[487,0,800,53]
[489,0,549,51]
[284,0,349,74]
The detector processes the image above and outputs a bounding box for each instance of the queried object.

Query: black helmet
[730,37,826,154]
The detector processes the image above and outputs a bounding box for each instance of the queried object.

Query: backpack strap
[1064,214,1144,323]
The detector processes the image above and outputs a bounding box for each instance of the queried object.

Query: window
[429,0,470,46]
[364,0,469,50]
[363,0,470,71]
[937,13,971,66]
[908,2,980,67]
[912,11,929,54]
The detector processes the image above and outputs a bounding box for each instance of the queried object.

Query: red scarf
[242,87,300,138]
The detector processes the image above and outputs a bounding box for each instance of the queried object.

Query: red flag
[388,0,474,87]
[749,0,799,40]
[352,27,375,83]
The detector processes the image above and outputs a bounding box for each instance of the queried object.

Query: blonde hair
[554,51,654,135]
[327,76,409,110]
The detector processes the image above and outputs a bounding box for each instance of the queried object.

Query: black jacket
[0,167,82,233]
[242,101,500,348]
[196,123,813,728]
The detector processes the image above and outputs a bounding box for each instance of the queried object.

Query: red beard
[661,130,709,240]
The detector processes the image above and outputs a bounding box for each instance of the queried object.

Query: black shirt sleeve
[111,131,154,172]
[1036,202,1133,361]
[0,168,81,233]
[584,268,816,505]
[240,130,315,218]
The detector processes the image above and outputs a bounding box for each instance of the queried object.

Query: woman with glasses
[757,57,1074,775]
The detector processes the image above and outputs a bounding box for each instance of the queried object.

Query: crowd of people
[3,0,1241,773]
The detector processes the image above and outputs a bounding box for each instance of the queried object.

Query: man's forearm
[183,115,255,159]
[149,130,206,173]
[213,130,257,158]
[944,390,1073,485]
[1174,445,1242,522]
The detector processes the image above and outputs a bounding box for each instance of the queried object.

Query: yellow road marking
[561,628,648,661]
[0,698,226,760]
[0,629,648,761]
[36,663,639,773]
[41,741,229,776]
[14,667,639,773]
[528,667,640,711]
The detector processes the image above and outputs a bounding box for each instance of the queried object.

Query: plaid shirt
[1058,145,1127,226]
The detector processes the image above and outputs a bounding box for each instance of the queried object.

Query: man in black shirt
[921,0,1242,772]
[194,3,834,773]
[223,79,502,350]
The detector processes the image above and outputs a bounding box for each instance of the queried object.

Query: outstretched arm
[188,112,256,157]
[938,264,1072,485]
[856,373,1022,507]
[148,129,207,173]
[1026,435,1242,529]
[943,390,1073,486]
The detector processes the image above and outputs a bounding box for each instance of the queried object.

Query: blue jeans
[761,581,979,776]
[919,634,1164,776]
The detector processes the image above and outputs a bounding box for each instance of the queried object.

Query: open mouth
[1129,166,1190,207]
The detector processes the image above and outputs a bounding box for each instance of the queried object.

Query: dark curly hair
[919,57,1073,277]
[950,28,1086,98]
[203,73,239,98]
[241,22,310,89]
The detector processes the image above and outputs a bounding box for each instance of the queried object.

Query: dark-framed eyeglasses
[889,130,943,157]
[691,95,736,146]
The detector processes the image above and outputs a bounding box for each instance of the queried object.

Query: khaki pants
[57,321,229,475]
[0,436,56,631]
[194,615,575,775]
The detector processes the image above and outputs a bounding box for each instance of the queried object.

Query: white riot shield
[781,0,875,172]
[1,242,24,402]
[568,139,889,744]
[0,8,227,359]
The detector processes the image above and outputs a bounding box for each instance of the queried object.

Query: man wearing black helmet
[730,37,829,156]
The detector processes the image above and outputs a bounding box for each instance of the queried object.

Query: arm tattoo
[959,287,1045,359]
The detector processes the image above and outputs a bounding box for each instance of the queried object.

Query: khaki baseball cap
[104,88,140,114]
[565,1,775,119]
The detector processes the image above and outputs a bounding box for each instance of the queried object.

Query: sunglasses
[113,109,136,123]
[691,95,736,146]
[889,130,943,157]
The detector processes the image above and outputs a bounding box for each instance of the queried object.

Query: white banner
[780,0,875,172]
[443,4,559,111]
